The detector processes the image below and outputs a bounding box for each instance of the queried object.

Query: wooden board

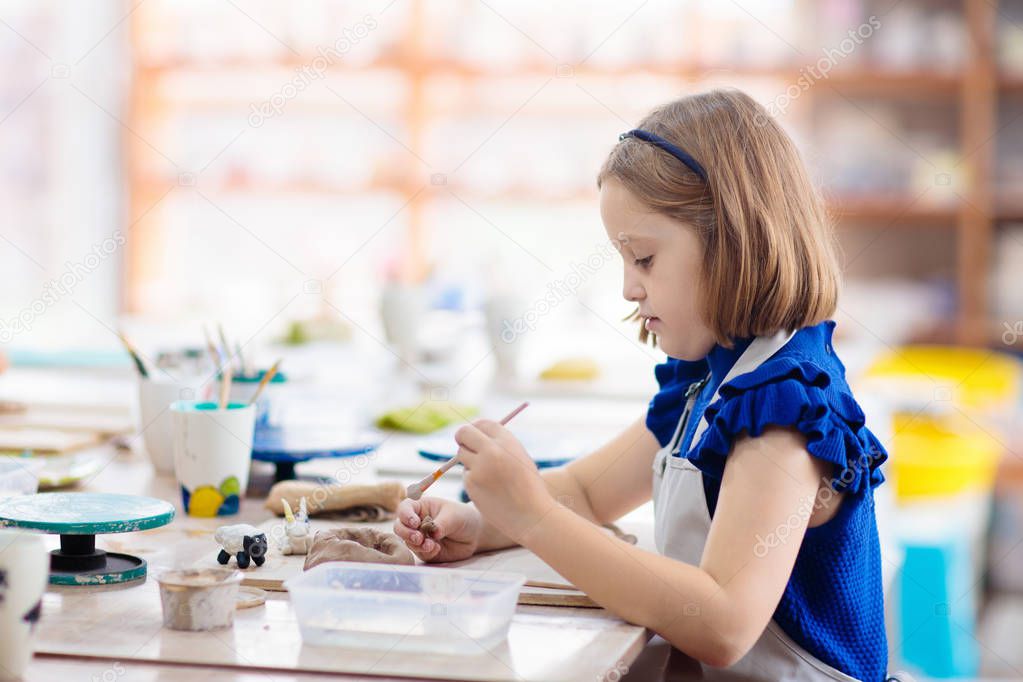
[517,589,599,609]
[0,408,133,436]
[203,518,599,608]
[0,427,102,455]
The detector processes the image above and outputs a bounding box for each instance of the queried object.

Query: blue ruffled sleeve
[691,356,887,495]
[646,357,709,447]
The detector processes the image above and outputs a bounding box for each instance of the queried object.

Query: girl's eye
[634,256,653,269]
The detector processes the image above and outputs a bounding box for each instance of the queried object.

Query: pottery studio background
[2,0,1023,679]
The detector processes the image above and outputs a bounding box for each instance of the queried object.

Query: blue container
[898,533,979,678]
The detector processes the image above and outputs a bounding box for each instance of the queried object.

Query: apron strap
[711,329,798,404]
[686,328,798,451]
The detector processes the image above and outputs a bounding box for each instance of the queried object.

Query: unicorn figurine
[278,497,313,556]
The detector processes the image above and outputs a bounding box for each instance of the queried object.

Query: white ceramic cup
[380,284,425,363]
[484,294,525,379]
[171,401,255,517]
[137,377,208,476]
[0,530,47,681]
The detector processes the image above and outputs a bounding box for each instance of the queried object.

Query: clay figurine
[303,528,415,570]
[214,524,268,569]
[277,497,313,556]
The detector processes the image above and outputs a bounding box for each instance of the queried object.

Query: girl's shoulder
[721,320,849,397]
[693,320,888,494]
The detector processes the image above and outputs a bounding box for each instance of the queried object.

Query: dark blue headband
[618,129,707,182]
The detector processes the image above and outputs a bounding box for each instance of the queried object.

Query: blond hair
[598,89,840,347]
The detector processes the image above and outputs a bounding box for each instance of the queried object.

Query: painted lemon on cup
[187,485,225,517]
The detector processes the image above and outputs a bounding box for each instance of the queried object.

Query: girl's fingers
[427,505,459,541]
[419,538,440,559]
[392,518,420,545]
[425,515,443,540]
[397,499,421,528]
[455,445,477,469]
[473,419,502,437]
[454,423,488,452]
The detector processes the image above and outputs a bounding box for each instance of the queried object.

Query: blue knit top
[647,320,888,682]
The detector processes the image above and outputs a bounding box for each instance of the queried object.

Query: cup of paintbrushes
[171,397,255,517]
[224,361,284,426]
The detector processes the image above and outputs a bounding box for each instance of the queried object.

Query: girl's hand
[455,419,556,542]
[393,497,483,563]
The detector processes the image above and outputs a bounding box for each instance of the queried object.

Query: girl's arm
[458,421,828,668]
[476,416,659,552]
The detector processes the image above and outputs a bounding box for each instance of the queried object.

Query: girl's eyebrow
[618,234,654,247]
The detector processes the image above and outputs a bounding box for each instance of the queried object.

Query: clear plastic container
[285,562,525,654]
[0,457,43,498]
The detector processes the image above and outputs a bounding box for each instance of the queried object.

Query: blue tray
[252,425,381,481]
[416,430,587,469]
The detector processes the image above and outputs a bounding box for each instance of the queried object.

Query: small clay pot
[157,568,242,631]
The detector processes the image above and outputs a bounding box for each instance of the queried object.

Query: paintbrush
[202,324,221,369]
[118,333,149,378]
[248,359,281,406]
[217,324,233,373]
[218,364,233,410]
[405,401,529,501]
[235,342,250,378]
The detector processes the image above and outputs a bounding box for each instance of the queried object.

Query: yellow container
[891,412,1001,500]
[865,345,1020,412]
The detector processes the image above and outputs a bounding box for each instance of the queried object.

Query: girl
[394,89,889,681]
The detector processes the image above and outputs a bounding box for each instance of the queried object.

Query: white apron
[650,330,862,681]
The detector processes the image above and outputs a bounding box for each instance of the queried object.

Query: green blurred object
[375,402,478,434]
[281,317,352,346]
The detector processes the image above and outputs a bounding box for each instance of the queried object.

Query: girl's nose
[623,275,645,302]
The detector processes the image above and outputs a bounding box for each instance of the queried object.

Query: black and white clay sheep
[214,524,268,569]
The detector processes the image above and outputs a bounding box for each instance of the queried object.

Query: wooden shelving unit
[122,0,1016,345]
[955,0,998,346]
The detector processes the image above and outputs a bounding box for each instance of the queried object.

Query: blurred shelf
[126,0,1014,334]
[136,53,408,75]
[139,178,601,203]
[996,201,1023,223]
[821,69,963,94]
[137,176,415,197]
[998,74,1023,94]
[138,55,968,95]
[910,317,1011,350]
[829,196,960,224]
[137,176,969,219]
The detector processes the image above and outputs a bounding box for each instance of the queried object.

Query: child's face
[600,179,716,360]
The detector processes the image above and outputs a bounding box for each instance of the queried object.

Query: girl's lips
[644,317,661,332]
